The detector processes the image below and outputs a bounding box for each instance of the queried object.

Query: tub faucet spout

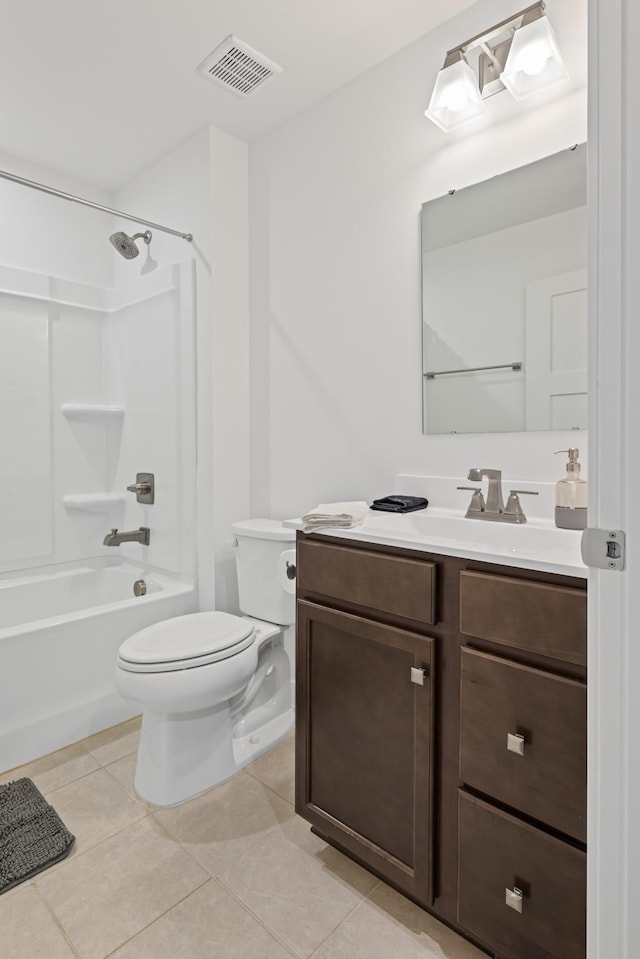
[103,527,150,547]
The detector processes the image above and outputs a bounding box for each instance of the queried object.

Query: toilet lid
[118,611,255,670]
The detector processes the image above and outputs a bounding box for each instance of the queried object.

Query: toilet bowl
[115,519,296,807]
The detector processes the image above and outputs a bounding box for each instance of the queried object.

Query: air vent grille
[197,35,283,97]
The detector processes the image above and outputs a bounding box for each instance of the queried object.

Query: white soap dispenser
[554,448,588,530]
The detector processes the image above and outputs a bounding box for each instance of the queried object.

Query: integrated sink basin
[308,508,587,577]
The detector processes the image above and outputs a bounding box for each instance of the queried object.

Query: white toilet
[115,519,296,806]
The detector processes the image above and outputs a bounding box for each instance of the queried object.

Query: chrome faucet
[457,469,538,524]
[103,527,151,547]
[468,468,505,513]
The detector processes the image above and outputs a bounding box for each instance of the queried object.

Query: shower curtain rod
[0,168,193,242]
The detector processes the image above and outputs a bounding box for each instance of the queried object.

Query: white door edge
[588,1,639,956]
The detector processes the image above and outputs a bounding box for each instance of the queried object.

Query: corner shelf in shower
[61,403,125,419]
[63,493,126,512]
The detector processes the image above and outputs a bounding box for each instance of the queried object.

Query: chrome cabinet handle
[505,886,524,913]
[507,732,526,755]
[410,667,428,686]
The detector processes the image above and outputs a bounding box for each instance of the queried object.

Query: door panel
[296,600,435,905]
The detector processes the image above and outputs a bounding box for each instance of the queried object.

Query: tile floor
[1,719,487,959]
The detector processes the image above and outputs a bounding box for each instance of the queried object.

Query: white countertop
[290,507,587,579]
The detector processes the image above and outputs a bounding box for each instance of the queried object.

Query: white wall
[0,151,113,287]
[249,0,588,519]
[115,125,249,612]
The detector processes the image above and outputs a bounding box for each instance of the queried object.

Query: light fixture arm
[442,1,546,64]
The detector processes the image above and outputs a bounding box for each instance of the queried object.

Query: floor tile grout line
[34,880,84,959]
[0,717,142,781]
[41,759,136,802]
[33,815,211,959]
[82,746,139,768]
[146,802,293,881]
[100,755,149,804]
[99,875,212,959]
[33,809,152,882]
[0,746,97,786]
[244,764,295,805]
[212,875,300,958]
[305,878,383,958]
[243,769,296,810]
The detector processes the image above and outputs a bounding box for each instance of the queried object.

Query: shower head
[109,230,152,259]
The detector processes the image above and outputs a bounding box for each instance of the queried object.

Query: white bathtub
[0,559,196,772]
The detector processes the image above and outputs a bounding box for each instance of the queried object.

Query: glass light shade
[500,15,568,100]
[425,58,486,132]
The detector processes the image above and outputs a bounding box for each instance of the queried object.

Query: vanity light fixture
[425,2,568,132]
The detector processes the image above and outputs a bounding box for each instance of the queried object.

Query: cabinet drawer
[458,791,586,959]
[297,538,436,625]
[460,570,586,665]
[460,647,586,841]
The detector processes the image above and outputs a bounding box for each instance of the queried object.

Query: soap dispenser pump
[554,448,588,530]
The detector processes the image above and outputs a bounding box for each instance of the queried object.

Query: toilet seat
[117,611,255,673]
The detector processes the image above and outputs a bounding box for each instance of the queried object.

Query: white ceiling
[0,0,479,190]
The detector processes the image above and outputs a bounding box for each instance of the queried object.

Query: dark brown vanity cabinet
[295,537,437,906]
[295,534,587,959]
[458,569,587,959]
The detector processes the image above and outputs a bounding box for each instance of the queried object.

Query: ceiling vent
[197,35,283,97]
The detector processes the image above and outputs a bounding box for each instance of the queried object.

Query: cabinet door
[296,600,435,906]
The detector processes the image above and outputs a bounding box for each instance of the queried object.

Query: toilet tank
[232,519,296,626]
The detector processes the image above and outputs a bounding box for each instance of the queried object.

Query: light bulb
[520,42,549,76]
[442,85,468,113]
[425,56,486,132]
[499,14,568,101]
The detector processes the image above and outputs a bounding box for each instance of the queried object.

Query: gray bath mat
[0,777,75,893]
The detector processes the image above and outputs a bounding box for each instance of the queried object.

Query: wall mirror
[421,143,587,434]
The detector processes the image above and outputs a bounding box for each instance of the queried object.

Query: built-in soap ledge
[61,403,125,419]
[63,493,126,512]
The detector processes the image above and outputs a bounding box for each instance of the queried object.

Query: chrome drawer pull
[507,732,526,756]
[505,886,524,913]
[410,667,427,686]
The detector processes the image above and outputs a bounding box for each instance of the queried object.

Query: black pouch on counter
[370,495,429,513]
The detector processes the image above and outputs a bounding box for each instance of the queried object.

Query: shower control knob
[126,472,155,505]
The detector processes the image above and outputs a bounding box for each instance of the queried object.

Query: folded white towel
[301,501,368,533]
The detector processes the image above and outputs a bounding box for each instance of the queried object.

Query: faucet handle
[457,486,486,514]
[126,472,155,504]
[504,489,539,521]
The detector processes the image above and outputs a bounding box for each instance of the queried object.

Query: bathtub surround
[0,261,195,577]
[0,259,197,771]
